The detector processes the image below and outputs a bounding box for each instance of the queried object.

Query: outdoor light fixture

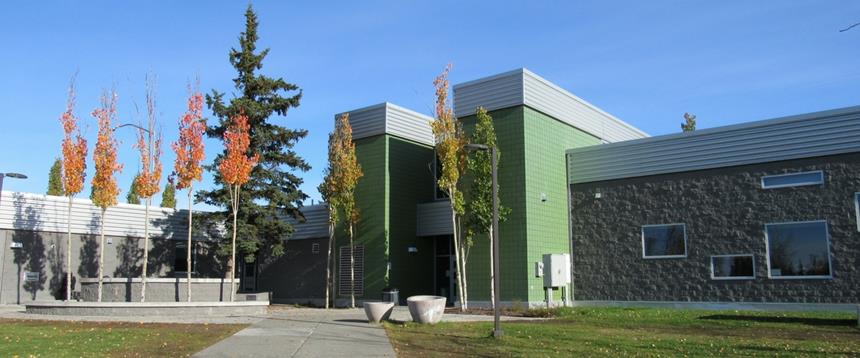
[0,171,28,208]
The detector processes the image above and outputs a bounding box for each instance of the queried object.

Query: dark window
[766,221,831,278]
[642,224,687,258]
[711,255,755,279]
[174,242,196,273]
[339,245,364,296]
[761,171,824,189]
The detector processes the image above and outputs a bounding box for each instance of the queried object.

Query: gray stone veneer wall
[570,153,860,303]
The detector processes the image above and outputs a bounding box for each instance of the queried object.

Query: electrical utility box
[542,253,571,288]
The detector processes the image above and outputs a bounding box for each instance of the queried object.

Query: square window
[711,255,755,280]
[642,224,687,258]
[761,171,824,189]
[765,221,832,279]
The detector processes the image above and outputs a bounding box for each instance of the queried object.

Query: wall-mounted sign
[24,271,39,282]
[10,242,23,249]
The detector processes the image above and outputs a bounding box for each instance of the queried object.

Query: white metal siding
[453,69,524,119]
[337,103,387,141]
[386,103,434,146]
[0,191,207,240]
[453,68,648,143]
[416,200,454,236]
[567,106,860,184]
[337,103,434,146]
[521,70,647,142]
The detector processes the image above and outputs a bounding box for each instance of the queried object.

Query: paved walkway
[2,304,538,357]
[194,308,396,358]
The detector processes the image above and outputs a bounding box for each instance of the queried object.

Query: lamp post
[0,172,29,206]
[465,143,502,338]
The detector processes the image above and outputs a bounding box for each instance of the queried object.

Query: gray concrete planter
[25,301,268,316]
[406,295,446,324]
[363,302,394,324]
[79,277,238,302]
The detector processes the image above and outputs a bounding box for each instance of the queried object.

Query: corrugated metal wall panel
[453,68,648,143]
[337,103,434,146]
[386,103,434,146]
[522,70,647,142]
[288,204,330,240]
[337,103,386,141]
[453,69,524,118]
[415,200,453,236]
[567,106,860,183]
[0,191,207,240]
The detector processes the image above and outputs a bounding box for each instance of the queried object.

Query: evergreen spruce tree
[161,180,176,209]
[47,158,64,196]
[198,5,308,265]
[126,173,141,204]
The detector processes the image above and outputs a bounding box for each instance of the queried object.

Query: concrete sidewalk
[194,308,396,358]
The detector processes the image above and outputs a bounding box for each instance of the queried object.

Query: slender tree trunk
[488,223,495,310]
[186,188,193,302]
[458,215,468,309]
[97,208,106,302]
[66,196,73,301]
[141,197,150,302]
[229,185,239,302]
[349,223,355,308]
[325,218,334,309]
[448,191,466,311]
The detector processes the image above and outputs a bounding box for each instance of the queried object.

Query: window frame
[760,170,824,189]
[764,220,833,280]
[855,192,860,232]
[710,254,755,280]
[641,223,688,259]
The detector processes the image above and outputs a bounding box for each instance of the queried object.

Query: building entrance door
[433,235,456,306]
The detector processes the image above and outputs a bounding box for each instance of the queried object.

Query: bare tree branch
[839,22,860,32]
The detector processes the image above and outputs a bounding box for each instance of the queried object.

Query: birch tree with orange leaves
[219,112,258,302]
[430,64,469,310]
[173,86,206,302]
[59,78,88,301]
[91,90,123,302]
[134,78,163,302]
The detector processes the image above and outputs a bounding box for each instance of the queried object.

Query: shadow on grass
[699,314,856,327]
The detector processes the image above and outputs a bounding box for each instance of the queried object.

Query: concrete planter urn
[406,295,446,324]
[363,302,395,324]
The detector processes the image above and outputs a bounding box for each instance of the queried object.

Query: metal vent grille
[311,243,320,254]
[338,245,364,296]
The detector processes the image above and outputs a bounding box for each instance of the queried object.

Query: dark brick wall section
[570,153,860,303]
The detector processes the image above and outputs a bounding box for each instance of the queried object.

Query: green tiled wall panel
[336,136,388,298]
[522,106,600,302]
[387,136,436,299]
[460,106,528,302]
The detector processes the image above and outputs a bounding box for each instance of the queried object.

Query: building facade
[2,68,858,308]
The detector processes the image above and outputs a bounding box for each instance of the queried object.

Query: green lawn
[0,319,246,357]
[385,307,860,357]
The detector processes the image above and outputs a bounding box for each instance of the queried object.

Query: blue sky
[1,1,859,209]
